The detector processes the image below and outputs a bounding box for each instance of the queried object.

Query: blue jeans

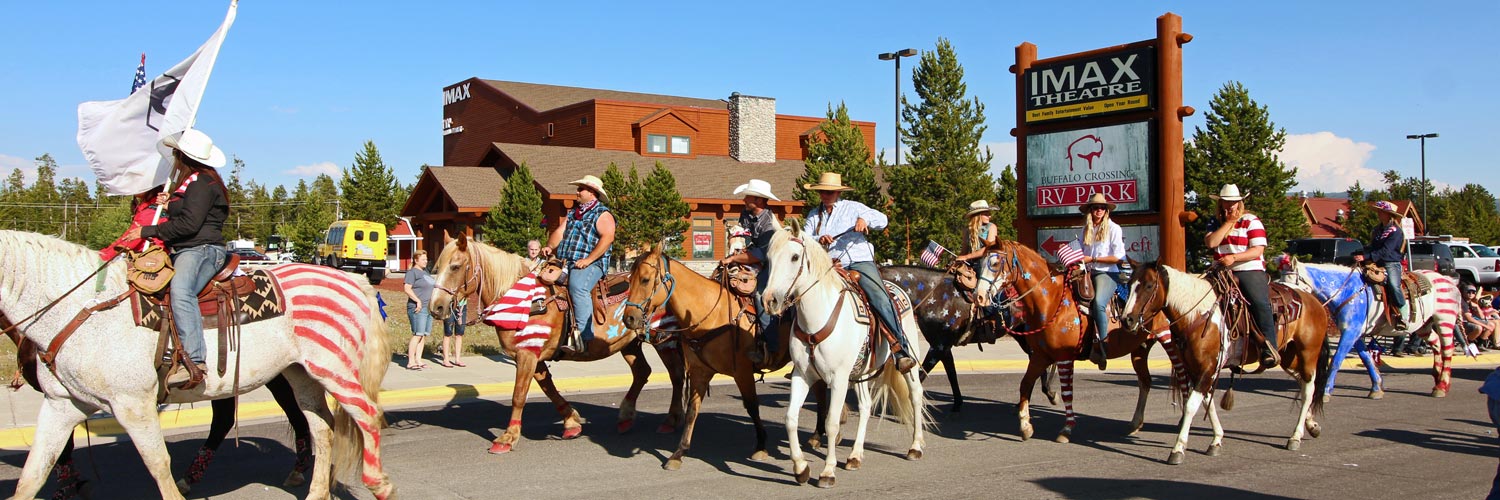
[443,300,467,337]
[847,261,912,355]
[1382,261,1406,309]
[170,244,228,364]
[407,302,433,336]
[1489,397,1500,499]
[752,261,779,351]
[1090,271,1123,342]
[567,259,607,343]
[1234,270,1276,347]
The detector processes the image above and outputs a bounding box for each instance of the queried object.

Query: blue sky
[2,1,1496,196]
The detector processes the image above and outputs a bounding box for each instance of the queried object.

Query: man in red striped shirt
[1204,184,1278,370]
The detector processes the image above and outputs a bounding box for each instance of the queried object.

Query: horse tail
[332,281,392,489]
[872,366,932,430]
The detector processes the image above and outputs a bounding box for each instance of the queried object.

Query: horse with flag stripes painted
[426,235,686,455]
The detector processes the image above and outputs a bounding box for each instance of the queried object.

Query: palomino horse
[969,241,1182,443]
[0,230,392,500]
[761,227,927,488]
[620,244,792,470]
[1273,255,1458,399]
[425,235,685,455]
[1121,261,1333,465]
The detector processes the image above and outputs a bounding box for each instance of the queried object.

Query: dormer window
[671,136,691,155]
[646,134,691,155]
[647,134,668,153]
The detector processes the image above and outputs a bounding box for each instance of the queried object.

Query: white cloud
[1279,132,1384,193]
[284,161,341,178]
[983,141,1018,178]
[0,154,32,184]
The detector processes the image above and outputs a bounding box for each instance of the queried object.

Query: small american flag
[131,53,147,94]
[919,240,946,267]
[1055,241,1085,266]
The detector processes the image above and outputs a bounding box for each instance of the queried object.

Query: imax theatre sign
[1024,46,1154,123]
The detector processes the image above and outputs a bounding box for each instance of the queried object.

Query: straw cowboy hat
[965,200,995,218]
[803,171,853,192]
[157,129,226,169]
[1077,192,1117,213]
[1370,200,1403,218]
[569,175,610,203]
[733,179,781,201]
[1209,184,1248,202]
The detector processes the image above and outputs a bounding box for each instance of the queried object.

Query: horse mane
[0,230,126,298]
[1151,263,1216,317]
[986,239,1054,282]
[769,226,833,279]
[433,238,529,302]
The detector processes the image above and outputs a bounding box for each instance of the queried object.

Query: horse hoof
[1046,393,1060,406]
[175,479,191,495]
[750,450,770,462]
[562,426,583,440]
[1308,422,1322,439]
[1286,439,1301,451]
[807,437,823,449]
[796,467,811,484]
[656,422,677,434]
[1206,444,1222,457]
[617,419,634,434]
[663,459,682,471]
[1167,451,1184,465]
[488,442,513,454]
[1430,389,1448,398]
[1020,424,1034,441]
[906,449,923,460]
[844,457,861,470]
[283,469,307,487]
[1055,433,1071,444]
[1368,390,1384,400]
[817,475,836,488]
[1321,393,1331,403]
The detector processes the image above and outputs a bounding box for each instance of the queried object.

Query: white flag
[76,1,238,196]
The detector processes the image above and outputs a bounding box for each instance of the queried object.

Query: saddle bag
[537,258,566,285]
[1361,262,1387,285]
[726,264,758,296]
[127,246,175,295]
[947,262,977,291]
[1069,266,1094,302]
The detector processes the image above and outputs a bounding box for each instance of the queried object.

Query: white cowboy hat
[1077,192,1117,213]
[569,175,610,203]
[803,171,853,192]
[1209,184,1249,202]
[965,200,995,218]
[733,179,781,201]
[157,129,226,169]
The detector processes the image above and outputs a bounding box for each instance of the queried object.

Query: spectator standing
[440,297,469,367]
[524,239,543,272]
[404,250,435,369]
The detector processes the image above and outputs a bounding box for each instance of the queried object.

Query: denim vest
[559,203,611,268]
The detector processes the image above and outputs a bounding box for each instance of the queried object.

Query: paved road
[3,366,1496,499]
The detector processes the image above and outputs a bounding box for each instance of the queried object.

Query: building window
[671,136,691,155]
[647,134,668,153]
[692,218,714,259]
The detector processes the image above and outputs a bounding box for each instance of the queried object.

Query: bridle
[623,253,676,324]
[434,250,484,323]
[773,237,837,314]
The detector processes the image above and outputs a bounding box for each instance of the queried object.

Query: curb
[1,354,1494,451]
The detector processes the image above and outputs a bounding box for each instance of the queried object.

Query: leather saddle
[549,271,632,338]
[131,254,286,332]
[1208,270,1302,374]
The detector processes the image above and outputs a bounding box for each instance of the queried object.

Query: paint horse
[761,226,928,488]
[969,240,1181,443]
[426,235,685,455]
[1121,261,1332,465]
[0,230,393,500]
[1273,254,1458,398]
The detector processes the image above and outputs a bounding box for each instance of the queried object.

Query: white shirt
[1077,221,1125,273]
[803,199,887,264]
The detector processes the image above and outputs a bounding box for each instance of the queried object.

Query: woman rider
[1077,193,1126,370]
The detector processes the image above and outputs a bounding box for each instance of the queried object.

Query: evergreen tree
[631,162,690,255]
[992,164,1019,241]
[56,177,94,244]
[284,175,339,261]
[339,141,403,228]
[1344,181,1379,243]
[29,154,61,236]
[884,38,995,262]
[796,102,883,210]
[600,162,641,258]
[85,198,134,251]
[0,169,23,231]
[479,163,546,252]
[1183,82,1304,269]
[1433,184,1500,243]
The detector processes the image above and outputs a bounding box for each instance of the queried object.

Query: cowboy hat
[803,171,853,192]
[1077,192,1117,213]
[1369,200,1403,218]
[569,175,610,203]
[733,179,781,201]
[965,200,995,218]
[157,129,226,169]
[1209,184,1248,202]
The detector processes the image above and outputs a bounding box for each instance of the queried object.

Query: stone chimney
[729,93,775,163]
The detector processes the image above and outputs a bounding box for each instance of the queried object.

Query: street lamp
[878,48,918,166]
[1405,132,1438,234]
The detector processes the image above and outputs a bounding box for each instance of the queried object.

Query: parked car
[1408,240,1458,278]
[230,248,270,261]
[1285,237,1365,266]
[1450,243,1500,286]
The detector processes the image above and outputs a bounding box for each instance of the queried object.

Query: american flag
[131,53,147,94]
[1055,241,1086,266]
[919,240,947,267]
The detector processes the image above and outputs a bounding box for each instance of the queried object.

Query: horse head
[761,227,823,316]
[622,244,670,330]
[429,231,477,321]
[1120,258,1168,331]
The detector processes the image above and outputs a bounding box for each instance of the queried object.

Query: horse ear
[1127,256,1141,270]
[455,232,468,252]
[443,229,454,245]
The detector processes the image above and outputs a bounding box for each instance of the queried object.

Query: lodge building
[401,78,877,272]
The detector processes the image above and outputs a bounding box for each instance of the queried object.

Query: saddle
[1206,269,1302,374]
[550,271,632,349]
[792,267,912,377]
[1364,264,1430,328]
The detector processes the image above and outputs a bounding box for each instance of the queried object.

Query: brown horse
[427,235,686,454]
[1120,260,1332,465]
[971,240,1183,443]
[620,244,792,470]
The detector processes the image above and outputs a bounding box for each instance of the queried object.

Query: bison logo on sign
[1067,135,1103,171]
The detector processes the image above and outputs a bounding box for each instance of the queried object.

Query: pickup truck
[1445,242,1500,286]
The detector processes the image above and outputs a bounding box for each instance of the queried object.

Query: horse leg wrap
[185,447,215,485]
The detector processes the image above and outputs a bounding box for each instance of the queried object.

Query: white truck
[1421,236,1500,286]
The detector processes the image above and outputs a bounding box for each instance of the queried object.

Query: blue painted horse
[1273,255,1459,398]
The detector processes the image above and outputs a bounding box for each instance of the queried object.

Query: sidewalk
[1,339,1495,451]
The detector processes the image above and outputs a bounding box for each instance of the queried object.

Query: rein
[435,249,486,326]
[1,254,121,341]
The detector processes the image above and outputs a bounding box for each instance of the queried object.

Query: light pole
[1405,133,1438,234]
[878,48,917,166]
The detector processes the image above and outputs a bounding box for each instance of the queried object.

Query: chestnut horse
[620,244,793,470]
[1121,261,1333,465]
[426,235,685,455]
[970,240,1183,443]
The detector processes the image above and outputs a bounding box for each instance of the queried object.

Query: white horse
[0,230,393,500]
[760,226,927,488]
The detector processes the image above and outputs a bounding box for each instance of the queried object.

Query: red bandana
[574,199,598,220]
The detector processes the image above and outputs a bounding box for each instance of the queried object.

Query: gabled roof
[402,166,507,214]
[480,80,728,113]
[633,108,699,131]
[1299,197,1351,238]
[490,143,806,201]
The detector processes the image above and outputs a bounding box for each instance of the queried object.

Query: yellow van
[316,220,388,283]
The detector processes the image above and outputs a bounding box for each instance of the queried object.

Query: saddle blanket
[849,280,914,326]
[130,269,286,331]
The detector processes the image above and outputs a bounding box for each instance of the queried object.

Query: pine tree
[1183,82,1305,269]
[85,198,134,251]
[600,162,641,258]
[1433,184,1500,243]
[1344,181,1379,243]
[632,162,690,255]
[884,38,995,262]
[339,141,403,228]
[284,175,339,261]
[992,164,1019,241]
[796,102,883,210]
[480,163,546,252]
[29,154,61,236]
